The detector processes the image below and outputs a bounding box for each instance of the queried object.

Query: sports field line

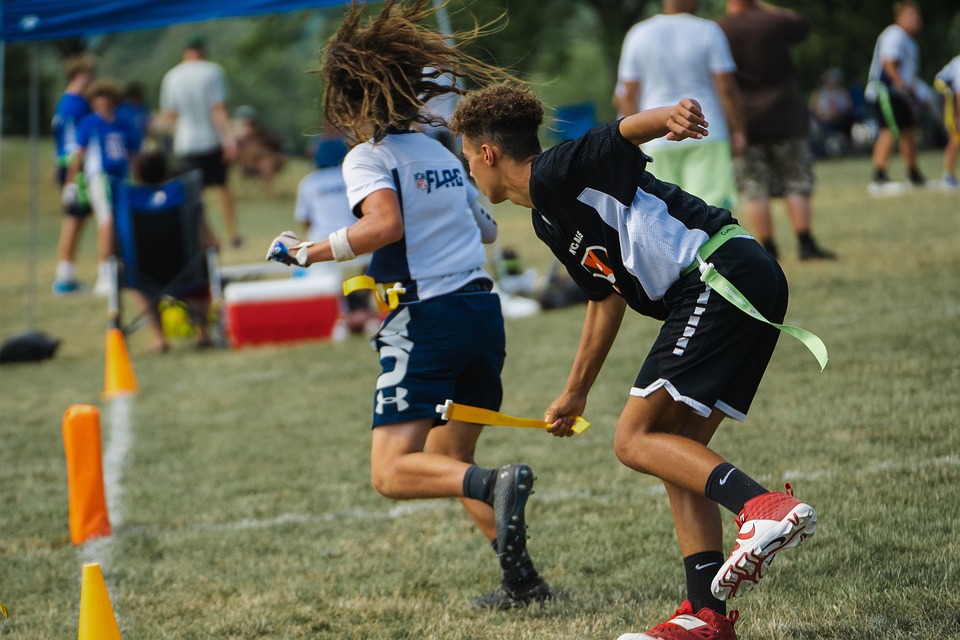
[160,452,959,536]
[80,395,134,566]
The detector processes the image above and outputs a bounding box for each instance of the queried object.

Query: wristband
[328,227,357,262]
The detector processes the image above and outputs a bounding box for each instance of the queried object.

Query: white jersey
[936,56,960,93]
[160,60,227,155]
[342,130,487,302]
[866,24,919,100]
[617,13,736,148]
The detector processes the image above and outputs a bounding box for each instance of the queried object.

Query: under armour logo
[375,388,410,415]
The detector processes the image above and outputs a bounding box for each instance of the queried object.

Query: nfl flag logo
[415,172,428,191]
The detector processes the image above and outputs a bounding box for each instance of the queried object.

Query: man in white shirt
[865,1,925,187]
[616,0,746,210]
[159,37,241,246]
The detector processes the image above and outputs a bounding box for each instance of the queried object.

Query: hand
[664,98,709,142]
[266,231,313,266]
[61,183,78,207]
[544,390,588,438]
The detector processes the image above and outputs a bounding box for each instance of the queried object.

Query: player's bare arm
[545,294,627,437]
[299,188,404,265]
[619,98,708,147]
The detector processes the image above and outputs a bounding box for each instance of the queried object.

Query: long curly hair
[319,0,518,143]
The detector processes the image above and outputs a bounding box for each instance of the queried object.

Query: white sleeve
[878,29,904,64]
[617,27,643,82]
[209,65,227,106]
[342,144,395,215]
[469,195,497,244]
[294,176,311,223]
[707,23,737,74]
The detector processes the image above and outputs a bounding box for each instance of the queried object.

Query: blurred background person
[158,36,240,247]
[934,54,960,189]
[808,67,856,158]
[616,0,746,211]
[865,0,925,188]
[63,80,142,296]
[51,54,96,295]
[719,0,835,261]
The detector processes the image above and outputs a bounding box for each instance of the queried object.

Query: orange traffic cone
[62,405,111,545]
[78,563,122,640]
[103,328,138,399]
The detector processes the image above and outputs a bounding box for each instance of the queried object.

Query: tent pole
[1,40,6,186]
[27,43,40,329]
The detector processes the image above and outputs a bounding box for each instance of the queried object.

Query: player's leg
[871,128,895,181]
[88,173,114,297]
[54,213,86,293]
[425,420,493,537]
[370,419,470,498]
[733,145,777,258]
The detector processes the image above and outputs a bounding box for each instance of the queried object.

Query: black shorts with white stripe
[631,236,788,421]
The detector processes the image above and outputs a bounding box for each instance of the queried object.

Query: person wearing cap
[159,36,240,247]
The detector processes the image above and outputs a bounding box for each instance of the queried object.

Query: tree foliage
[3,1,959,142]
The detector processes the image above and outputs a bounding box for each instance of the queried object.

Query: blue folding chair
[109,170,222,340]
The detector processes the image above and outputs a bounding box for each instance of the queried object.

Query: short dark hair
[450,83,543,160]
[135,152,168,185]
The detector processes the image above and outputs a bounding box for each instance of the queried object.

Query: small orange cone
[62,405,111,545]
[78,563,122,640]
[103,328,138,399]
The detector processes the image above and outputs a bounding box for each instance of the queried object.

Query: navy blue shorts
[632,237,787,421]
[370,288,504,428]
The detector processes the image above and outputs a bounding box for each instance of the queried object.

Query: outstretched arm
[544,294,627,437]
[618,98,709,147]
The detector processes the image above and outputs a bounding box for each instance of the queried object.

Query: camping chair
[109,170,224,344]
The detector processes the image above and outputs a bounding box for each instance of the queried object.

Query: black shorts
[632,237,788,421]
[871,88,919,131]
[180,148,228,187]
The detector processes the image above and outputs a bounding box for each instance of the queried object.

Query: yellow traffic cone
[77,563,122,640]
[103,328,138,399]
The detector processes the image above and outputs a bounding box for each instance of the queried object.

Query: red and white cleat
[617,600,739,640]
[711,483,817,600]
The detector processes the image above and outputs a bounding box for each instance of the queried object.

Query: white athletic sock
[56,260,75,282]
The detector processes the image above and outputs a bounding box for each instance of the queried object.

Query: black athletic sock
[704,462,768,514]
[797,231,815,249]
[490,539,540,587]
[463,465,497,506]
[760,238,778,260]
[873,166,888,182]
[683,551,726,615]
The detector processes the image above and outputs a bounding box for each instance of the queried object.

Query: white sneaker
[711,483,817,600]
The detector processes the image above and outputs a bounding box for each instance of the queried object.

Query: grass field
[1,137,959,639]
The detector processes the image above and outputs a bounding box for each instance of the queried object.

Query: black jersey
[530,120,736,320]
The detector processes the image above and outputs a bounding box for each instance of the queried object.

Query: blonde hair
[65,54,96,82]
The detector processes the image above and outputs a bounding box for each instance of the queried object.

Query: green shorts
[645,140,737,210]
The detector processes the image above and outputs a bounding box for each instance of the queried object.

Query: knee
[370,464,400,499]
[613,419,654,473]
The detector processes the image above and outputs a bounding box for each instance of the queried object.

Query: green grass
[1,137,959,639]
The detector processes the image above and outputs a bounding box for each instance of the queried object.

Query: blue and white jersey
[51,93,91,169]
[76,113,141,179]
[936,55,960,93]
[866,24,919,100]
[342,130,487,302]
